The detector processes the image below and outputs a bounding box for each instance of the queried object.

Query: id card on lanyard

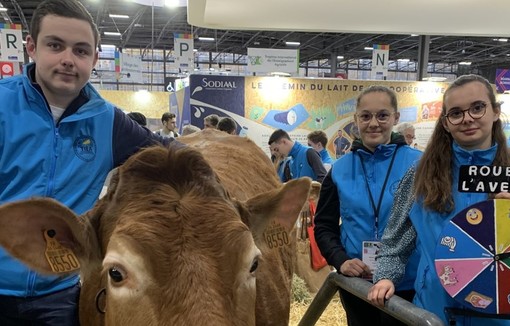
[359,149,398,278]
[362,240,382,278]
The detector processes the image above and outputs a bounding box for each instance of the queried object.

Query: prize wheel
[434,199,510,315]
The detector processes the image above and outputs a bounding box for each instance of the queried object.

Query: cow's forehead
[107,195,250,247]
[104,208,256,280]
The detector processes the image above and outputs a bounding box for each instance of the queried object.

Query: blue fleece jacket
[0,63,171,297]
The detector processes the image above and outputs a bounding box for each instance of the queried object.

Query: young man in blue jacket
[0,1,174,324]
[268,129,327,183]
[307,130,335,170]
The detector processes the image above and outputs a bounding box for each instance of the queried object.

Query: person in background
[181,124,201,136]
[307,130,334,170]
[334,129,351,158]
[270,147,292,183]
[218,116,237,135]
[156,112,179,138]
[268,129,327,183]
[0,1,173,324]
[203,114,219,129]
[368,75,510,326]
[127,111,147,127]
[395,122,416,146]
[315,86,422,326]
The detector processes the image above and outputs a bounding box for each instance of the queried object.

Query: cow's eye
[250,257,259,274]
[109,267,124,283]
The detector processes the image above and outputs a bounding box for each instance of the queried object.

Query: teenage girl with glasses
[368,74,510,326]
[314,85,423,326]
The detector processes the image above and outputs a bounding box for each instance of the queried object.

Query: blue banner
[189,75,245,129]
[495,69,510,92]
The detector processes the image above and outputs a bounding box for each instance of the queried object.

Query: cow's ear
[244,177,312,236]
[0,198,99,275]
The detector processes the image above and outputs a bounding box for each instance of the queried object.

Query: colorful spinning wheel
[435,199,510,315]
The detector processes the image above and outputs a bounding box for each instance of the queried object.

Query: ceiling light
[337,56,344,59]
[397,58,410,62]
[422,77,447,82]
[285,41,300,46]
[198,37,215,41]
[410,34,419,37]
[270,72,291,77]
[0,8,7,12]
[104,32,121,36]
[193,49,198,52]
[364,47,373,50]
[459,61,472,65]
[165,0,179,7]
[109,14,129,19]
[498,38,508,42]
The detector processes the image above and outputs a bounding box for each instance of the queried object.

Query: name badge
[362,240,382,279]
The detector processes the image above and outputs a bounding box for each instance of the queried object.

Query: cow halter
[95,288,106,314]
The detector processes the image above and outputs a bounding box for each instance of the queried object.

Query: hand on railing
[367,279,395,307]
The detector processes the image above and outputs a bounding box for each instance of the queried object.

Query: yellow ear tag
[44,229,80,273]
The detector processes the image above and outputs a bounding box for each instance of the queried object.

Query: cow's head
[0,145,311,326]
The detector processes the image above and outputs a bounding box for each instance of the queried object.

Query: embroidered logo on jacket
[73,136,96,162]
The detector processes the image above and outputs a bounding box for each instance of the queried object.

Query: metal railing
[298,272,445,326]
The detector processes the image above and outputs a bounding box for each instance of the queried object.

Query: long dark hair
[414,74,509,213]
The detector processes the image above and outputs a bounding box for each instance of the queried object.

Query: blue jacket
[288,141,326,182]
[374,143,507,325]
[0,63,170,297]
[315,134,422,291]
[319,149,334,165]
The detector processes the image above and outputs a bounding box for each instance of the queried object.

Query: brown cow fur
[0,129,311,326]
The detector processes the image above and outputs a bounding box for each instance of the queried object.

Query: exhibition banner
[118,53,143,83]
[0,24,23,62]
[174,33,194,71]
[185,75,449,156]
[189,75,245,130]
[243,77,447,155]
[371,44,389,79]
[247,48,299,74]
[495,69,510,92]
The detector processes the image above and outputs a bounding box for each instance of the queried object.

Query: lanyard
[359,149,398,240]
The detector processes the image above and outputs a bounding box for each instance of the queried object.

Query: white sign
[247,48,299,74]
[174,34,194,71]
[371,45,389,79]
[119,52,143,83]
[0,26,23,62]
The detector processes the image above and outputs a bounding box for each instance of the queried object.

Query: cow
[0,129,311,326]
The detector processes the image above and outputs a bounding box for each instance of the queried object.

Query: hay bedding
[289,297,347,326]
[288,200,347,325]
[289,274,347,326]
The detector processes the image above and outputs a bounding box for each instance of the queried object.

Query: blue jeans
[0,283,80,326]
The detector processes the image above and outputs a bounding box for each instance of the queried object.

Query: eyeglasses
[404,134,416,140]
[355,111,394,124]
[443,101,487,125]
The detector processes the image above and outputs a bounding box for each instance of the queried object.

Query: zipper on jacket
[27,271,37,296]
[46,127,60,197]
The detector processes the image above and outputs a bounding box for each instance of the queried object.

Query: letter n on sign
[371,44,389,79]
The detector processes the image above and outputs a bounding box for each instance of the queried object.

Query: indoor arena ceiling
[2,0,510,72]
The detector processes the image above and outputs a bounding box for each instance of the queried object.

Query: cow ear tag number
[44,229,81,273]
[263,221,290,249]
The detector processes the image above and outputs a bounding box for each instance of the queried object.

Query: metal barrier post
[298,272,445,326]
